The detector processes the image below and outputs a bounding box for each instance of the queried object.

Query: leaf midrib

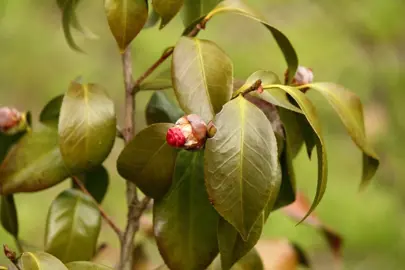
[195,39,215,116]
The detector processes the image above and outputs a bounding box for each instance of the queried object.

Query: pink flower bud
[166,114,207,150]
[0,107,22,132]
[166,127,186,147]
[285,66,314,86]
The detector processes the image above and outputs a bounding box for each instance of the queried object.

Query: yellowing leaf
[172,37,233,123]
[104,0,148,52]
[205,96,280,239]
[305,82,379,186]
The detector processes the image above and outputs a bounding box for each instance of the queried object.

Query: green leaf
[58,81,116,173]
[65,261,113,270]
[306,82,379,186]
[104,0,148,52]
[143,6,160,29]
[72,166,109,204]
[140,79,172,91]
[172,37,233,123]
[273,129,296,210]
[210,248,264,270]
[236,71,301,114]
[0,125,69,194]
[146,91,184,125]
[154,150,219,270]
[205,0,298,83]
[264,84,327,221]
[57,0,85,52]
[17,252,68,270]
[217,188,279,270]
[153,0,183,29]
[117,123,178,199]
[39,94,64,126]
[45,189,101,263]
[205,95,280,239]
[0,195,18,237]
[0,131,25,164]
[181,0,221,27]
[277,108,304,158]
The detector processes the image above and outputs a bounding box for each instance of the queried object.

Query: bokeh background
[1,0,404,269]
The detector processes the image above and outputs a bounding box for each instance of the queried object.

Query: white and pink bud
[0,107,22,133]
[285,66,314,86]
[166,114,208,150]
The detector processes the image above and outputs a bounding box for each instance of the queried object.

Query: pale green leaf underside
[263,84,327,222]
[205,96,279,239]
[305,82,379,186]
[18,252,68,270]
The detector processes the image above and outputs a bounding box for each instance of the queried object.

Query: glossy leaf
[264,84,327,221]
[65,261,113,270]
[305,82,380,186]
[181,0,220,27]
[205,95,280,239]
[57,0,85,52]
[146,91,184,125]
[0,195,18,236]
[172,37,233,122]
[45,189,101,263]
[154,150,219,270]
[117,123,178,199]
[72,166,109,204]
[153,0,183,29]
[237,71,301,113]
[39,94,64,126]
[58,81,116,173]
[217,168,280,270]
[205,0,298,82]
[0,125,69,194]
[104,0,148,52]
[17,252,68,270]
[283,192,342,262]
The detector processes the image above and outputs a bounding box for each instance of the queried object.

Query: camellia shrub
[0,0,379,269]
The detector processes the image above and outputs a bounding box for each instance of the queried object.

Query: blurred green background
[1,0,404,269]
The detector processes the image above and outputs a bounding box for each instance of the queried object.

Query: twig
[129,20,207,95]
[117,18,207,270]
[13,238,23,254]
[72,176,123,238]
[241,79,263,96]
[3,245,21,270]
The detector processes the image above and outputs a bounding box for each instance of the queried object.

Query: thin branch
[241,79,263,96]
[129,20,207,95]
[72,176,123,238]
[3,245,21,270]
[13,238,23,254]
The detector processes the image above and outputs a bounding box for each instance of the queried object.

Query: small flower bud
[284,66,314,86]
[166,114,207,150]
[0,107,22,133]
[207,121,217,138]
